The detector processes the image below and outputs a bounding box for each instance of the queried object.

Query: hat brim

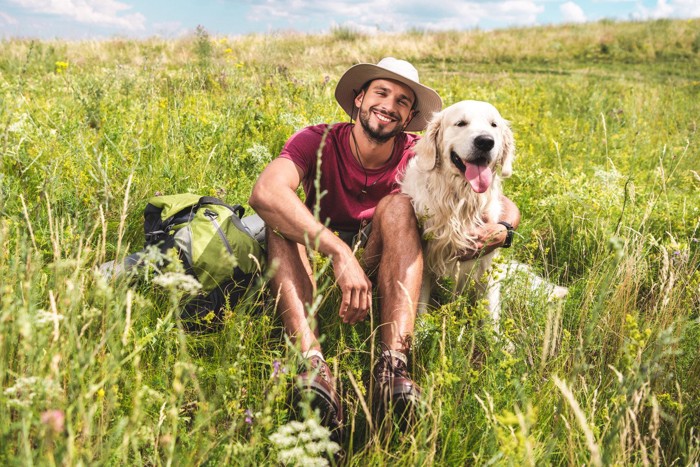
[335,63,442,132]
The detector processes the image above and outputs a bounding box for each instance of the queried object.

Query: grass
[1,18,699,465]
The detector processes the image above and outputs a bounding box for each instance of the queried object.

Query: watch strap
[498,221,514,248]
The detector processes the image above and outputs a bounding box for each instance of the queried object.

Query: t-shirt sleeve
[278,126,325,180]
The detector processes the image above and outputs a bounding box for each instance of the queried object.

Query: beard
[357,106,404,144]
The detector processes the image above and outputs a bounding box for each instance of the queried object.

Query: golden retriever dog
[401,100,566,327]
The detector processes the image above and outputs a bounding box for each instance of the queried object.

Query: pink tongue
[464,162,493,193]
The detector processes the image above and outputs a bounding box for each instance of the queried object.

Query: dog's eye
[455,120,467,127]
[491,122,498,128]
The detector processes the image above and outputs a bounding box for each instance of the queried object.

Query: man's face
[355,79,416,144]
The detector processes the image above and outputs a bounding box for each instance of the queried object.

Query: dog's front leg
[486,277,501,333]
[417,267,433,315]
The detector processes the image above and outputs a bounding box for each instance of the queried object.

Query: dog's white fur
[400,100,515,323]
[401,100,567,325]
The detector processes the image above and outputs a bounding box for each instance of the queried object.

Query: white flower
[269,417,340,466]
[246,143,272,165]
[153,272,202,295]
[4,376,63,409]
[35,309,64,326]
[8,113,29,133]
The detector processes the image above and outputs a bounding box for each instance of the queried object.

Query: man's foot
[294,355,343,437]
[373,350,421,424]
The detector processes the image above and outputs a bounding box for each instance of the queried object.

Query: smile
[373,111,396,124]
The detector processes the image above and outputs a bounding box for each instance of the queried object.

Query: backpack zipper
[203,209,234,255]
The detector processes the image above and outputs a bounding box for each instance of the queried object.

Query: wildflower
[7,113,29,133]
[55,61,69,73]
[35,309,64,326]
[4,376,62,408]
[41,409,65,433]
[97,388,106,399]
[269,417,340,466]
[246,143,272,166]
[153,272,202,295]
[203,311,216,323]
[272,359,287,379]
[245,408,254,424]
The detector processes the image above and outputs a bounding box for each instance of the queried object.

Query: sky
[0,0,698,40]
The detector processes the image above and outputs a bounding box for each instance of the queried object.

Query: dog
[400,100,566,326]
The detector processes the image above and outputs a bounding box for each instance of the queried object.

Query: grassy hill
[1,19,699,465]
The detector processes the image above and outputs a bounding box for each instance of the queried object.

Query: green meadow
[1,19,699,465]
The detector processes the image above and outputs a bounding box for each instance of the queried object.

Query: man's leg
[364,194,424,422]
[266,230,343,433]
[364,193,423,354]
[266,231,319,352]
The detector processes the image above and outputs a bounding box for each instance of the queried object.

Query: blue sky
[1,0,698,40]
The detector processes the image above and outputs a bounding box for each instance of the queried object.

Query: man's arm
[457,194,521,261]
[248,158,373,324]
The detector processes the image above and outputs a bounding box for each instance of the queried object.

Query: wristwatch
[497,221,514,248]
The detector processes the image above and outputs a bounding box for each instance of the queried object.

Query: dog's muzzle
[474,134,495,152]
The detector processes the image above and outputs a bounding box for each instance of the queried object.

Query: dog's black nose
[474,135,495,151]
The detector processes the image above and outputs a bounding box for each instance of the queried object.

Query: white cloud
[9,0,146,30]
[561,1,586,23]
[492,0,545,24]
[0,11,19,25]
[668,0,700,17]
[246,0,545,32]
[632,0,700,20]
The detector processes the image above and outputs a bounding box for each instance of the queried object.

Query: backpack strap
[197,196,257,239]
[197,196,244,218]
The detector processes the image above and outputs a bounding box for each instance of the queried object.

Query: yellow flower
[55,61,69,73]
[97,388,105,399]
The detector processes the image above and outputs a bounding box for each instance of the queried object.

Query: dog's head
[414,100,515,193]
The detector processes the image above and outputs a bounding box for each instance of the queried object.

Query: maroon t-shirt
[280,123,419,232]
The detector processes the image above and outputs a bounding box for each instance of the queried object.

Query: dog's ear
[415,110,443,171]
[499,119,515,178]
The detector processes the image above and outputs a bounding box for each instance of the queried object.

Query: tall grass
[1,19,699,464]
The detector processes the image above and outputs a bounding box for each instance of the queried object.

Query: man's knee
[265,230,311,279]
[375,194,419,231]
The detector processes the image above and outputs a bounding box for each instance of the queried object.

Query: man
[248,58,520,432]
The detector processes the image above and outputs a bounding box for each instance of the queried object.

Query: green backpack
[144,194,265,329]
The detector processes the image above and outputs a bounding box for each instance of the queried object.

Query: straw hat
[334,57,442,132]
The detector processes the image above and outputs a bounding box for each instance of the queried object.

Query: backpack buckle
[145,230,167,244]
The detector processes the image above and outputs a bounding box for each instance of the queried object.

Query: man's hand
[458,195,521,261]
[456,222,508,261]
[333,250,373,325]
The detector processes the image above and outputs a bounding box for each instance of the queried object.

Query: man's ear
[403,110,416,130]
[354,90,365,110]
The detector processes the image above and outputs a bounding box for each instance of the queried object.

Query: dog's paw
[501,337,515,354]
[548,285,569,301]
